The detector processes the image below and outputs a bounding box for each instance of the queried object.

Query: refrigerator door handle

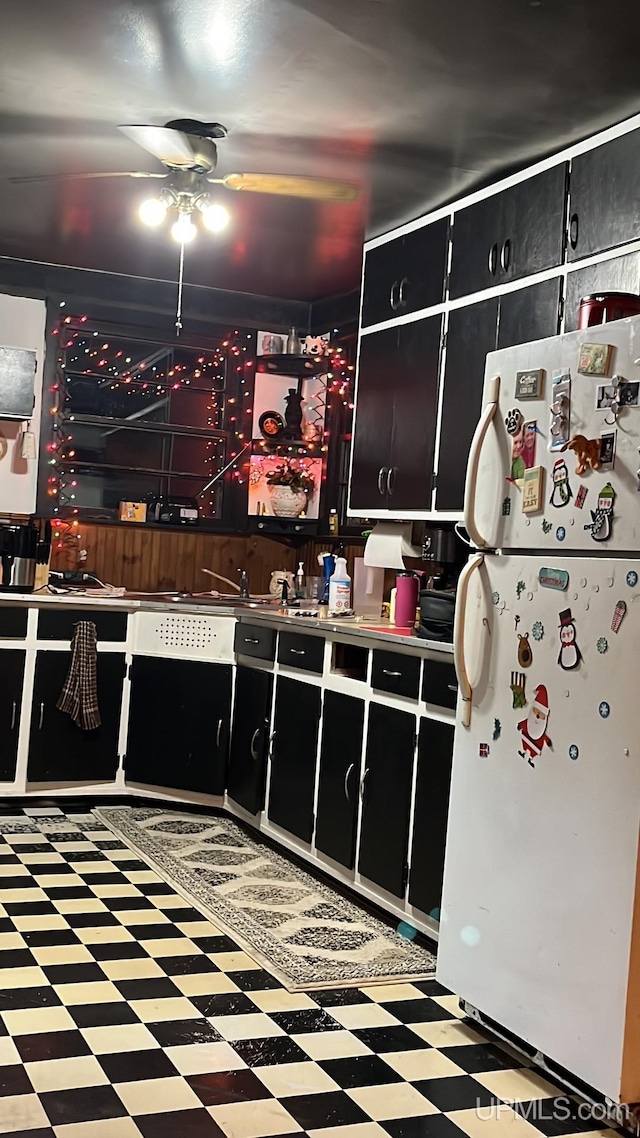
[454,553,484,728]
[464,374,501,549]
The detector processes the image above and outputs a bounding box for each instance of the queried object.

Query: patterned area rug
[95,807,436,991]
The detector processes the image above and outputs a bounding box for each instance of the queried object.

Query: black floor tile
[162,907,203,923]
[0,949,38,970]
[40,1084,128,1126]
[76,872,129,885]
[0,1063,34,1096]
[353,1026,431,1053]
[136,882,176,896]
[190,935,237,954]
[115,977,182,1002]
[189,992,257,1018]
[101,895,153,911]
[383,1116,472,1138]
[89,940,150,961]
[3,902,57,917]
[225,968,281,992]
[413,981,452,998]
[414,1075,503,1111]
[187,1068,273,1106]
[231,1036,310,1068]
[270,1009,344,1035]
[158,955,219,977]
[64,911,119,928]
[512,1097,609,1136]
[62,850,107,862]
[0,987,61,1012]
[42,886,95,901]
[385,999,455,1024]
[69,1001,140,1028]
[1,1129,55,1138]
[313,989,373,1007]
[0,919,16,935]
[282,1090,369,1129]
[126,923,188,941]
[148,1018,223,1048]
[99,1046,179,1083]
[21,930,79,948]
[43,962,107,986]
[93,840,128,850]
[320,1055,404,1089]
[439,1043,526,1074]
[136,1108,227,1138]
[27,863,76,875]
[14,1029,91,1062]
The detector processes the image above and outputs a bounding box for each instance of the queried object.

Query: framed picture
[578,342,613,376]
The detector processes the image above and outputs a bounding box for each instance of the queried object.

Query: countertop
[0,590,454,655]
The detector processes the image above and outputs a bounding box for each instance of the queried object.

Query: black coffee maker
[417,526,466,643]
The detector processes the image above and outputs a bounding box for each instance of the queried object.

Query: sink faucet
[237,568,250,599]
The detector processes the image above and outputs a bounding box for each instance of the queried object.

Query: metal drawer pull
[10,701,16,730]
[268,730,276,758]
[360,767,370,801]
[382,669,402,677]
[500,238,511,272]
[290,648,305,655]
[389,280,400,309]
[216,718,223,747]
[398,275,408,306]
[377,466,388,495]
[250,727,260,760]
[488,243,498,274]
[448,683,458,691]
[344,762,355,802]
[386,466,397,496]
[244,637,260,644]
[38,702,44,730]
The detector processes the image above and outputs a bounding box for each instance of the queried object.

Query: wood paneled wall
[50,523,365,596]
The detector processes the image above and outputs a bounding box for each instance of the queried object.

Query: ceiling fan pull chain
[175,239,186,336]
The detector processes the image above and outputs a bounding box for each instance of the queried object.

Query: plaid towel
[56,621,101,730]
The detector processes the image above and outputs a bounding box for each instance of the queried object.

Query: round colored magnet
[627,571,638,588]
[599,701,611,719]
[491,591,500,605]
[532,621,544,641]
[556,526,566,541]
[569,744,579,760]
[597,637,608,654]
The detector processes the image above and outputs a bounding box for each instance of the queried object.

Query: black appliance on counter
[0,522,40,593]
[146,496,199,526]
[417,524,466,643]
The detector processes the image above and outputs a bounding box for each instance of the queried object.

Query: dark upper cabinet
[568,131,640,262]
[497,277,562,350]
[388,315,443,511]
[28,651,125,783]
[358,703,416,898]
[436,298,498,512]
[315,691,364,871]
[0,650,25,782]
[227,665,273,817]
[267,677,321,844]
[564,250,640,332]
[125,656,231,795]
[362,220,449,328]
[449,165,567,299]
[349,327,396,512]
[409,717,454,920]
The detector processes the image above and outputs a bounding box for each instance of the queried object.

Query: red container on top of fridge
[578,292,640,329]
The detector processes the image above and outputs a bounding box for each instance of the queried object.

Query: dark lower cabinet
[409,717,454,919]
[125,656,231,795]
[227,666,273,816]
[268,677,321,843]
[0,650,25,782]
[358,703,416,898]
[315,691,364,870]
[27,651,125,782]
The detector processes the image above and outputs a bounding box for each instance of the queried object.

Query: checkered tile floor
[0,807,619,1138]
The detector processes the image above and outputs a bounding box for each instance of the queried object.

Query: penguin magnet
[584,482,615,542]
[549,458,572,508]
[558,608,582,670]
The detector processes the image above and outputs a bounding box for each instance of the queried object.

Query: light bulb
[199,202,230,233]
[138,197,168,227]
[171,213,197,244]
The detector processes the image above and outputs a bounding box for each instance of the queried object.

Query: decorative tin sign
[539,567,569,591]
[515,369,544,400]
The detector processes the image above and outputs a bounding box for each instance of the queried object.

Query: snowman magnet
[558,608,582,670]
[584,482,615,542]
[549,458,572,508]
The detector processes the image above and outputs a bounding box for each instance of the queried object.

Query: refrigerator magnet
[502,496,511,516]
[515,369,544,400]
[505,407,524,436]
[549,458,572,507]
[539,568,569,591]
[627,571,638,588]
[584,482,615,542]
[542,519,552,533]
[517,684,551,768]
[532,620,544,640]
[599,431,617,471]
[522,466,544,513]
[578,342,613,376]
[597,637,608,654]
[517,633,533,668]
[510,671,527,710]
[562,435,602,475]
[493,718,502,740]
[611,600,627,632]
[549,373,571,450]
[558,608,582,670]
[574,485,588,509]
[479,743,491,758]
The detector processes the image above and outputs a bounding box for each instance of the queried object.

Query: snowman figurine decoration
[584,482,615,542]
[558,608,582,671]
[549,458,572,508]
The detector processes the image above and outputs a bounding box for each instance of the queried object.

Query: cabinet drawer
[234,622,276,661]
[0,607,28,638]
[422,658,458,710]
[371,650,420,699]
[38,609,128,643]
[277,631,324,674]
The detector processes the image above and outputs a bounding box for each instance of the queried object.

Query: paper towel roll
[363,522,421,569]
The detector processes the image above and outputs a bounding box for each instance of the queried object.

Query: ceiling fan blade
[213,172,360,202]
[8,171,167,184]
[119,124,198,166]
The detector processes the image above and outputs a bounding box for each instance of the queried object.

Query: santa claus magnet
[517,684,552,768]
[558,608,582,670]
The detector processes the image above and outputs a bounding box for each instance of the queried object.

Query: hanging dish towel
[57,621,101,730]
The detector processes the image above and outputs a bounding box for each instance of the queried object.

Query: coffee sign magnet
[515,369,545,400]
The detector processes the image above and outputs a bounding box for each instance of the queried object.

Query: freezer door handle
[464,374,500,549]
[454,553,484,728]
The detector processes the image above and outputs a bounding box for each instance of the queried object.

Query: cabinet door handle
[448,683,458,692]
[569,213,579,250]
[290,648,305,655]
[38,702,44,730]
[488,243,498,274]
[344,762,355,801]
[386,467,397,496]
[382,669,402,677]
[389,280,400,310]
[268,730,277,758]
[10,701,16,731]
[360,766,370,802]
[377,467,388,495]
[244,637,260,645]
[216,718,223,748]
[500,239,511,272]
[398,275,408,307]
[250,727,261,760]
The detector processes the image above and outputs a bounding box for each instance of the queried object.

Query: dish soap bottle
[295,561,305,598]
[329,556,351,613]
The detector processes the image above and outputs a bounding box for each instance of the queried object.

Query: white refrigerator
[437,314,640,1105]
